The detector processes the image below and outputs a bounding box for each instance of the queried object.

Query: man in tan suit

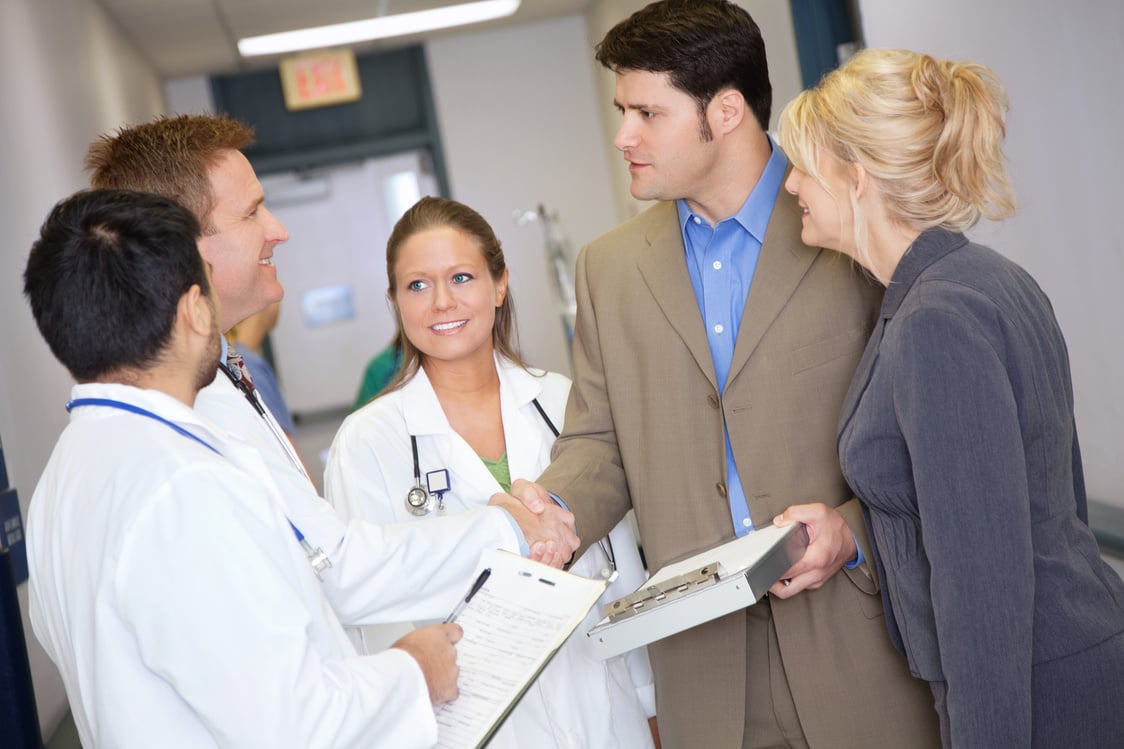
[511,2,941,747]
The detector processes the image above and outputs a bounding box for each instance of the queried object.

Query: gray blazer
[539,191,940,748]
[838,227,1124,747]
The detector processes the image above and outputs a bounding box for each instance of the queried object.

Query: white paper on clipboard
[433,548,607,749]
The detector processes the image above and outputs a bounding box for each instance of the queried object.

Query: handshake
[487,478,578,569]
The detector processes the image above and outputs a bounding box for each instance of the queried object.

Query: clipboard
[586,523,809,660]
[434,548,607,749]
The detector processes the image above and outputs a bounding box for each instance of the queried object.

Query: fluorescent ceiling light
[238,0,521,57]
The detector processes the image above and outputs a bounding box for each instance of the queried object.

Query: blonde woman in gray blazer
[780,48,1124,748]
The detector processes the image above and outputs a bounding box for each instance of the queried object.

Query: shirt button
[712,260,722,270]
[693,216,702,225]
[714,323,724,334]
[742,518,752,527]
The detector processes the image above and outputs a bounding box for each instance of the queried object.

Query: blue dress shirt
[677,139,787,536]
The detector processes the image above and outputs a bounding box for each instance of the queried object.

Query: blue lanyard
[65,397,311,546]
[68,397,220,452]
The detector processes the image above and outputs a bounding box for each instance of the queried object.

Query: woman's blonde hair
[778,48,1016,269]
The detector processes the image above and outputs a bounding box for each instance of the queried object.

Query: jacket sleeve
[836,495,880,593]
[892,304,1034,748]
[538,244,634,556]
[319,510,520,624]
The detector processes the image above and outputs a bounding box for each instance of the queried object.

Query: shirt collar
[676,134,788,241]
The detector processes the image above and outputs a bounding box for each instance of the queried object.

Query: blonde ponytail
[779,48,1017,260]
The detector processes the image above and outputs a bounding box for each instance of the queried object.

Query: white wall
[858,0,1124,509]
[426,14,623,378]
[0,0,166,737]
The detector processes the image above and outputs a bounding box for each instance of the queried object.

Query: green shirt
[480,452,511,493]
[353,343,403,410]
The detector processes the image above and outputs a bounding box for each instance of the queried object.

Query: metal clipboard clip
[603,562,723,622]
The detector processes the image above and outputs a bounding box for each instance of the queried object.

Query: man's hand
[489,480,579,568]
[508,478,552,514]
[392,623,462,705]
[768,503,857,599]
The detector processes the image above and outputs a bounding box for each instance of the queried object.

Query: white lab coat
[27,383,437,749]
[326,355,656,749]
[198,344,522,625]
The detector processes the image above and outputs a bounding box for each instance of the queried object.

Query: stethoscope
[406,433,449,516]
[219,361,310,482]
[405,398,617,580]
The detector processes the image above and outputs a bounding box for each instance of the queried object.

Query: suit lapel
[636,203,719,391]
[728,188,821,382]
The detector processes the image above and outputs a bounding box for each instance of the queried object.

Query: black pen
[444,568,491,624]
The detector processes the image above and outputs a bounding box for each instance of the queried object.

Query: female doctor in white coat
[325,197,656,748]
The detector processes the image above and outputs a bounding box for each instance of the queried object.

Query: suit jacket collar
[880,227,967,320]
[636,202,719,390]
[635,188,824,393]
[838,228,967,437]
[731,188,821,380]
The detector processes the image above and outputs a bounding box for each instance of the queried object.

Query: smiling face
[391,226,508,369]
[612,69,725,211]
[198,150,289,333]
[783,154,856,259]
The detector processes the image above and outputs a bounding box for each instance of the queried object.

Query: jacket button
[707,394,719,409]
[716,483,728,498]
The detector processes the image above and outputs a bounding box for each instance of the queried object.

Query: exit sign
[279,49,362,111]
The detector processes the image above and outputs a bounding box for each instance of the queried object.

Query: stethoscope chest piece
[405,434,437,516]
[406,484,435,516]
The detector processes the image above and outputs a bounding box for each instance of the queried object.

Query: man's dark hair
[595,0,772,135]
[24,189,209,381]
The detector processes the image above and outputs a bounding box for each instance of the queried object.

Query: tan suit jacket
[539,192,940,748]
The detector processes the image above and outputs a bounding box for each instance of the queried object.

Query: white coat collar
[67,382,277,489]
[68,381,220,439]
[398,353,546,437]
[395,353,555,493]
